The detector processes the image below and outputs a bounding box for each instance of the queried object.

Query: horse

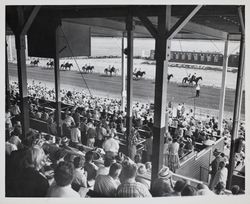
[30,59,39,66]
[82,66,87,73]
[133,71,146,79]
[46,60,54,69]
[104,66,118,76]
[61,62,73,71]
[182,76,202,85]
[182,76,189,84]
[167,74,173,83]
[191,76,202,85]
[86,66,94,73]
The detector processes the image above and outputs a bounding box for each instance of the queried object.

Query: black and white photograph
[1,0,249,202]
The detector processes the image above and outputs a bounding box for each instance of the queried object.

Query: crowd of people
[5,80,245,197]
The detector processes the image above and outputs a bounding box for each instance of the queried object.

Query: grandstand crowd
[5,80,245,197]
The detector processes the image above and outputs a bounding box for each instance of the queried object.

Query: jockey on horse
[190,73,196,83]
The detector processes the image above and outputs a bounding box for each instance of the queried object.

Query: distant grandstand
[149,50,239,67]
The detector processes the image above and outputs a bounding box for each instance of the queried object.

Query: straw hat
[62,137,69,144]
[213,148,220,156]
[137,165,147,175]
[15,121,21,127]
[158,166,173,179]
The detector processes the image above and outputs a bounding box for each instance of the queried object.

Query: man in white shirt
[11,102,21,116]
[64,113,75,127]
[102,134,120,157]
[177,104,182,118]
[6,141,17,155]
[5,110,12,128]
[70,123,81,143]
[210,161,228,190]
[94,163,122,197]
[196,84,201,97]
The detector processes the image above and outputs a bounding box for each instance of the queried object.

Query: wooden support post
[151,6,171,184]
[14,6,41,138]
[8,36,13,61]
[6,39,10,110]
[218,35,229,132]
[25,35,28,59]
[126,13,134,157]
[227,6,245,189]
[15,34,30,138]
[53,21,62,137]
[121,32,126,112]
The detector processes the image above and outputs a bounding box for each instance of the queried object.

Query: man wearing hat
[158,166,173,181]
[135,164,150,190]
[10,101,21,117]
[151,166,174,196]
[209,149,223,188]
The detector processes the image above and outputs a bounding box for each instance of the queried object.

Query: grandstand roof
[6,5,243,41]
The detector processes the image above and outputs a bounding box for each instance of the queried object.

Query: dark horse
[191,76,202,85]
[61,62,73,71]
[104,66,118,76]
[46,60,54,68]
[182,76,202,85]
[30,59,39,66]
[133,71,146,79]
[86,65,94,73]
[167,74,173,83]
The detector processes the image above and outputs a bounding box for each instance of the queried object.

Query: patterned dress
[128,128,139,160]
[167,142,180,172]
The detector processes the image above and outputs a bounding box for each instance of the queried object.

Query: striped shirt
[94,175,119,197]
[117,181,152,197]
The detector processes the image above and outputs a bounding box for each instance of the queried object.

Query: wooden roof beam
[63,18,151,37]
[228,33,241,41]
[166,5,202,39]
[91,27,123,37]
[148,15,229,40]
[91,26,150,38]
[172,16,228,40]
[20,6,41,35]
[45,6,163,19]
[136,13,158,38]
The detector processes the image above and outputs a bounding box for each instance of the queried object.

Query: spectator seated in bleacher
[18,146,50,197]
[196,183,214,196]
[47,161,80,197]
[172,180,186,196]
[135,164,151,190]
[181,184,197,196]
[231,185,245,195]
[71,156,88,192]
[117,161,151,197]
[94,162,122,197]
[84,151,98,187]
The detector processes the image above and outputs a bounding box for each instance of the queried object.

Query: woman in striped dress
[167,137,180,172]
[128,126,139,161]
[163,136,172,166]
